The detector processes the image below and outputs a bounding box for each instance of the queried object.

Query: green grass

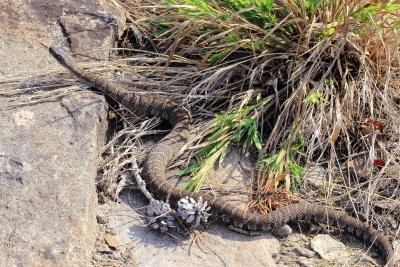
[179,95,271,191]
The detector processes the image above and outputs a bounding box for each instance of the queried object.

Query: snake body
[49,47,394,267]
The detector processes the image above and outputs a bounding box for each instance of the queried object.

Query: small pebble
[121,248,131,259]
[113,251,122,260]
[105,233,119,249]
[98,193,106,204]
[97,244,113,254]
[308,224,319,234]
[106,228,117,235]
[272,224,293,237]
[96,214,108,224]
[387,216,398,230]
[92,254,104,262]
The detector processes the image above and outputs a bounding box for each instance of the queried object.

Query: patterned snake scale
[49,47,394,267]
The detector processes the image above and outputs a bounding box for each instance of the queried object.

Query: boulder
[0,0,125,75]
[0,0,125,265]
[0,91,108,266]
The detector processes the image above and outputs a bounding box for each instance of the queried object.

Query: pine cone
[177,196,211,226]
[146,200,175,233]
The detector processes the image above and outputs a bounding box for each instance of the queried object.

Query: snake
[48,46,395,267]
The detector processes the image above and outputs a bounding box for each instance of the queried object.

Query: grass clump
[111,0,400,223]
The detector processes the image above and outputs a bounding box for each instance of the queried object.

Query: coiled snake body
[49,47,394,267]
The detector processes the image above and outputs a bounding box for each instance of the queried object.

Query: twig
[131,156,155,202]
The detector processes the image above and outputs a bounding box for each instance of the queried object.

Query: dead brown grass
[99,0,400,236]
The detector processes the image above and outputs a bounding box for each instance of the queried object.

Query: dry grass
[103,0,400,237]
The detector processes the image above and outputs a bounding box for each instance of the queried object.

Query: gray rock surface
[0,91,108,266]
[0,0,125,75]
[0,0,124,265]
[98,191,281,267]
[201,148,253,209]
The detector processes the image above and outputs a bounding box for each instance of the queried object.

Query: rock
[112,251,122,260]
[286,233,308,243]
[303,165,327,187]
[98,192,107,204]
[97,243,113,254]
[205,148,253,209]
[0,0,125,75]
[106,227,118,235]
[93,254,106,262]
[121,248,131,259]
[97,214,108,224]
[58,11,118,60]
[272,224,293,237]
[308,223,320,234]
[0,92,108,267]
[105,233,119,249]
[295,247,316,258]
[310,234,350,262]
[0,0,124,265]
[387,216,398,230]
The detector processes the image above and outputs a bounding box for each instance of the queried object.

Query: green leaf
[180,177,195,190]
[259,153,278,169]
[199,138,230,159]
[163,0,177,4]
[290,143,304,151]
[384,4,400,11]
[215,113,225,121]
[363,5,382,13]
[197,143,217,158]
[324,28,335,36]
[207,46,235,65]
[288,161,304,177]
[218,144,231,168]
[177,161,203,176]
[303,91,330,104]
[208,126,229,142]
[276,150,286,165]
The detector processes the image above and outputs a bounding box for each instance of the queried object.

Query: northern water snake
[48,47,395,267]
